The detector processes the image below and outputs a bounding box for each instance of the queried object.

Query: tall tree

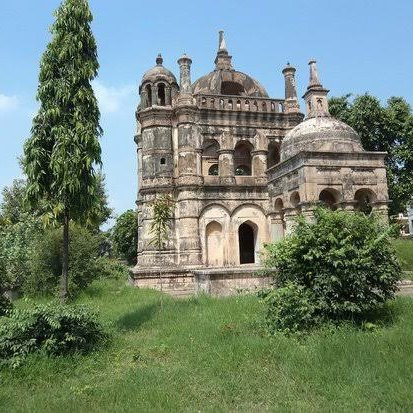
[329,94,413,215]
[23,0,102,301]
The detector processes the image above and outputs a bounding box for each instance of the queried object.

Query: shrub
[0,303,105,368]
[110,210,138,265]
[96,256,130,280]
[264,208,401,321]
[24,225,101,297]
[262,282,317,335]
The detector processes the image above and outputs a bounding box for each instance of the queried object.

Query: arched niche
[354,188,376,215]
[319,188,340,210]
[238,221,257,264]
[206,221,223,267]
[290,191,301,208]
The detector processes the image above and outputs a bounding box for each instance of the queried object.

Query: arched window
[278,102,284,112]
[160,157,166,165]
[157,83,166,106]
[319,189,339,210]
[202,139,220,177]
[267,142,280,168]
[145,84,152,107]
[262,101,267,112]
[201,97,207,106]
[253,101,258,111]
[228,99,233,110]
[234,141,253,176]
[236,100,241,110]
[219,98,224,109]
[245,100,250,111]
[355,189,376,215]
[271,101,275,111]
[208,164,219,176]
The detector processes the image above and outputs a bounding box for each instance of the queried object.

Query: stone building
[131,32,389,295]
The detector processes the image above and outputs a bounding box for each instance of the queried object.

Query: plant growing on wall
[149,195,175,304]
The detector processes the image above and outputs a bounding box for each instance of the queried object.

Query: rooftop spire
[215,31,232,70]
[308,59,321,88]
[302,59,330,118]
[156,53,163,66]
[218,30,228,53]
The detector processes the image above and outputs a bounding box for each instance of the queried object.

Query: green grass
[393,238,413,274]
[1,279,413,412]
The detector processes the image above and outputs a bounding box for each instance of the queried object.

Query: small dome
[192,69,268,97]
[141,54,177,85]
[280,116,363,161]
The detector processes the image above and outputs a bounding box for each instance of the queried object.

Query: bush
[96,256,130,280]
[0,303,105,368]
[262,282,317,335]
[264,208,401,321]
[110,210,138,265]
[24,225,101,297]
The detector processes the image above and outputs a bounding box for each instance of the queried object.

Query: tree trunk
[61,210,69,302]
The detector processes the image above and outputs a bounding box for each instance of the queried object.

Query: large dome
[280,116,363,161]
[192,69,268,97]
[141,54,177,85]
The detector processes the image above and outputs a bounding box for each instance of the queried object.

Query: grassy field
[1,279,413,412]
[393,238,413,273]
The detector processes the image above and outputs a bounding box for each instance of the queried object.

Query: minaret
[302,59,330,118]
[214,31,233,70]
[282,63,300,113]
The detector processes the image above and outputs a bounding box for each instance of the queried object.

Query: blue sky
[1,0,413,225]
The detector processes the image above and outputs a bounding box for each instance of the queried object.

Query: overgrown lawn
[1,279,413,411]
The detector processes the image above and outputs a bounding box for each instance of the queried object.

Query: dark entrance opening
[238,223,255,264]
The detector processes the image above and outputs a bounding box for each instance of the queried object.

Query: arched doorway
[355,189,376,215]
[206,221,223,267]
[319,189,339,210]
[238,222,256,264]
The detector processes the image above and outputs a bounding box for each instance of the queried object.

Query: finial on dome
[218,30,228,53]
[156,54,163,65]
[215,31,232,70]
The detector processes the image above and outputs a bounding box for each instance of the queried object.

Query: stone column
[218,149,235,184]
[372,201,389,223]
[151,84,157,107]
[300,202,316,223]
[283,207,298,235]
[270,212,285,242]
[165,85,171,106]
[251,149,267,184]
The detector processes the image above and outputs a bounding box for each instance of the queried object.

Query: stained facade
[131,32,389,295]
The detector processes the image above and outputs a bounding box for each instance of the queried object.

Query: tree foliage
[150,195,175,251]
[264,208,401,323]
[329,94,413,214]
[22,0,102,300]
[110,210,138,265]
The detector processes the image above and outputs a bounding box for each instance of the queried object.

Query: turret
[282,63,300,113]
[302,59,330,118]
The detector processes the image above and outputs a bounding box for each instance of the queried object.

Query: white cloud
[92,80,135,114]
[0,94,19,112]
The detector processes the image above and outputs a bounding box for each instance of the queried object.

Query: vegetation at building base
[262,208,401,334]
[0,278,412,411]
[329,94,413,216]
[22,0,103,301]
